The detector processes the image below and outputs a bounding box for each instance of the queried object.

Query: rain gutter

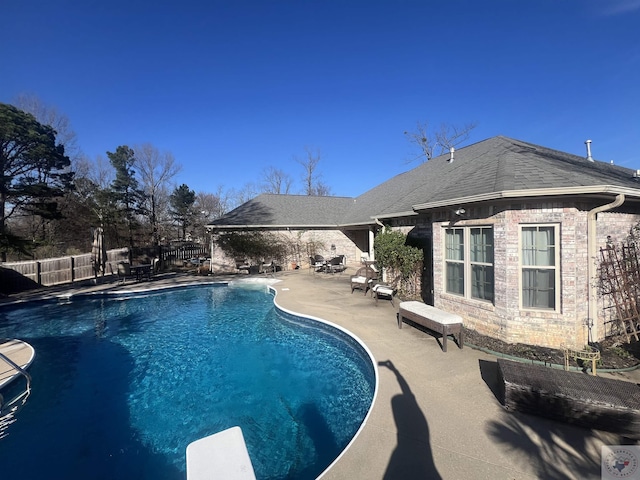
[412,185,640,211]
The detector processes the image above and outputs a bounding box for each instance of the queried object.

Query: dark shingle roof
[210,194,355,228]
[342,136,640,224]
[210,136,640,229]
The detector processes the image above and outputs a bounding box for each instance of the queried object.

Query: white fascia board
[336,220,376,228]
[335,211,417,228]
[372,210,418,220]
[207,224,339,230]
[412,185,640,211]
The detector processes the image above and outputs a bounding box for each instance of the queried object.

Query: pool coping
[269,284,380,480]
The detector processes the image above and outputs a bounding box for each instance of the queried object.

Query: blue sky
[2,0,639,198]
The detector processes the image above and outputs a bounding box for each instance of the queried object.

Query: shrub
[374,228,423,297]
[216,231,291,265]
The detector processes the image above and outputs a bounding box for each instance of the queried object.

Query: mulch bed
[464,327,640,370]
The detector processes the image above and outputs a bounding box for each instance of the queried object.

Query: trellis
[599,244,640,343]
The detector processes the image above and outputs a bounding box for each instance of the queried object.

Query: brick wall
[430,202,636,349]
[595,211,640,338]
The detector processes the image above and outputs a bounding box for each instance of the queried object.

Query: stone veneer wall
[210,228,361,273]
[287,229,364,265]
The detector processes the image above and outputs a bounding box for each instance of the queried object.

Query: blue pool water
[0,283,376,479]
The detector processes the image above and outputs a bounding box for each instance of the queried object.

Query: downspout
[587,194,625,342]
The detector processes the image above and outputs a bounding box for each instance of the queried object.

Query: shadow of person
[379,360,442,480]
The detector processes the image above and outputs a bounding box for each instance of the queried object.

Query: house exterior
[209,136,640,349]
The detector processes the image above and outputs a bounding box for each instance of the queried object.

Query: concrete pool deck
[2,268,638,479]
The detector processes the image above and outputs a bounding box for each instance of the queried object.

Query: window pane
[522,268,555,309]
[535,227,555,266]
[445,229,464,261]
[446,262,464,295]
[471,265,494,301]
[521,228,536,265]
[471,227,493,263]
[522,226,555,267]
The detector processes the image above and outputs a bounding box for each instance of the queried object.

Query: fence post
[36,261,42,286]
[70,256,75,283]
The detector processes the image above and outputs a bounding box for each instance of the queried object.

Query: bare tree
[70,154,109,214]
[217,186,234,215]
[314,181,332,196]
[86,154,115,189]
[261,166,293,194]
[134,143,181,245]
[153,188,173,244]
[297,147,319,195]
[195,191,225,220]
[193,192,224,243]
[14,94,82,165]
[231,182,260,207]
[404,121,477,163]
[295,146,332,196]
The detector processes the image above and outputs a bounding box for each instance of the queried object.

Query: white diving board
[186,426,256,480]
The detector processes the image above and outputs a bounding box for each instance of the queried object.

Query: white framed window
[445,226,494,302]
[520,224,559,310]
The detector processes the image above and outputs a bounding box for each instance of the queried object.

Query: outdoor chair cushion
[372,284,394,295]
[372,283,395,305]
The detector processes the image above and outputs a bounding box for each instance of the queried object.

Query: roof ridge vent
[585,139,594,162]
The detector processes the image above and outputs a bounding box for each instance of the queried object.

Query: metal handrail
[0,351,32,413]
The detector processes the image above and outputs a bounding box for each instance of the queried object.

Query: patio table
[131,264,152,281]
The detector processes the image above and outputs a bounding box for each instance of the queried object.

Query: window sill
[441,292,495,311]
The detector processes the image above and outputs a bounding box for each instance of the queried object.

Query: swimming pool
[0,282,377,479]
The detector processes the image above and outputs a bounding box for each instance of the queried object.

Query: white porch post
[209,228,215,275]
[369,228,376,261]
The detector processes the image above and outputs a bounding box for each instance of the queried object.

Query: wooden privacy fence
[160,243,209,267]
[1,248,129,287]
[1,243,210,289]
